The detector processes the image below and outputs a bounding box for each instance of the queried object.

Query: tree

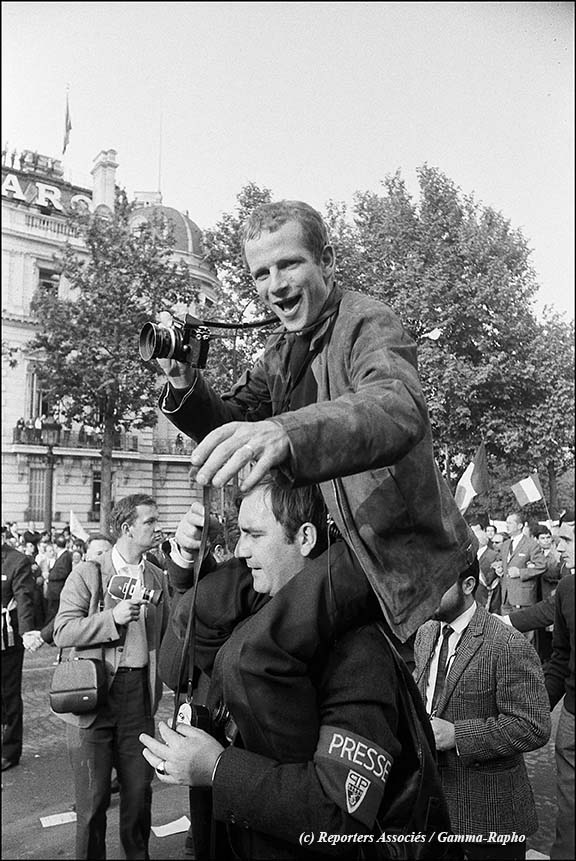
[29,190,199,532]
[202,182,275,391]
[326,165,573,499]
[516,309,575,517]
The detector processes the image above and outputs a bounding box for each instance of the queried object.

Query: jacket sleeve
[454,635,551,763]
[170,559,267,675]
[519,542,547,580]
[11,553,37,635]
[273,305,430,483]
[545,577,572,709]
[212,627,401,849]
[53,565,120,648]
[158,350,274,443]
[509,594,556,632]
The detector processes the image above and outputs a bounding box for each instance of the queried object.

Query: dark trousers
[1,644,24,764]
[66,669,154,860]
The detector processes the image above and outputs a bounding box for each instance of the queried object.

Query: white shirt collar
[112,545,144,578]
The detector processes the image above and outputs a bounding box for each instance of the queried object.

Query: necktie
[431,624,453,715]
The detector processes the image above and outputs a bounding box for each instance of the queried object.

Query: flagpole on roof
[479,433,493,522]
[62,84,72,157]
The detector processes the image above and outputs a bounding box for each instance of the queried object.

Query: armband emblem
[346,771,371,814]
[314,725,394,827]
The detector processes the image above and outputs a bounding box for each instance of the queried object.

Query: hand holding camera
[112,599,142,626]
[139,311,210,389]
[108,574,163,625]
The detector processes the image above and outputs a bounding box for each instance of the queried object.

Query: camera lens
[139,322,178,362]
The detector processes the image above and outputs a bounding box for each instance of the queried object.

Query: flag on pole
[62,92,72,154]
[510,473,544,507]
[69,510,89,543]
[454,442,489,514]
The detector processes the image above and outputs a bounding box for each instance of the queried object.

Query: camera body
[177,700,236,745]
[107,573,163,606]
[139,314,211,367]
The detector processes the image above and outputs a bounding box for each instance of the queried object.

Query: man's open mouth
[276,295,301,314]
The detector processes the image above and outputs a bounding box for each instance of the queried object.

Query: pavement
[2,644,561,860]
[2,646,191,860]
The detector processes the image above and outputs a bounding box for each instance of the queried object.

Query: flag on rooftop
[454,442,489,514]
[62,92,72,155]
[510,473,544,507]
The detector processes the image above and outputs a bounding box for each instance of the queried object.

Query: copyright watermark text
[298,831,526,847]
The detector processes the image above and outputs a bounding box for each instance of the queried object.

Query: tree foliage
[207,169,574,517]
[201,182,275,391]
[323,166,574,514]
[29,191,199,531]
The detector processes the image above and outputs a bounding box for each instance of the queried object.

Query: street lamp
[41,420,61,533]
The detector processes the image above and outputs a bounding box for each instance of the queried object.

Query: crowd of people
[2,200,574,861]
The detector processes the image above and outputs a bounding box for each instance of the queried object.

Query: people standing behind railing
[15,417,25,442]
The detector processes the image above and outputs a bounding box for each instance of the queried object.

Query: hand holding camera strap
[171,485,212,729]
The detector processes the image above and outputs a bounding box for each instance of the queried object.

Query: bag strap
[172,485,212,728]
[56,561,106,663]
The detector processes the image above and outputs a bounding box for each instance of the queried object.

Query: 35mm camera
[139,315,211,368]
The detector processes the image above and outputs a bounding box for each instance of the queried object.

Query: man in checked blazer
[413,558,551,860]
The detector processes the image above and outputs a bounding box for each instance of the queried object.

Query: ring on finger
[155,759,167,775]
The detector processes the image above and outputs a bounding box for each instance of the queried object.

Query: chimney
[91,149,118,212]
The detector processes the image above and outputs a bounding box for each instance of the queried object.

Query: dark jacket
[46,549,73,602]
[161,286,476,641]
[545,574,574,714]
[176,544,449,859]
[1,543,36,648]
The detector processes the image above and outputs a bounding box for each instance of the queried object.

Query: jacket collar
[435,605,486,713]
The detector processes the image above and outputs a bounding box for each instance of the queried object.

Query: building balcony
[151,437,194,456]
[12,427,139,451]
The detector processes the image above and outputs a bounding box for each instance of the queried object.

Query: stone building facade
[2,146,221,535]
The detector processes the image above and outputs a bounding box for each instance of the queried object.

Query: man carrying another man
[154,199,476,647]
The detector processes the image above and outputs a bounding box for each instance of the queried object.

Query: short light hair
[241,200,330,265]
[86,532,113,547]
[109,494,156,540]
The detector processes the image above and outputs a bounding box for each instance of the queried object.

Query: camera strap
[172,485,212,729]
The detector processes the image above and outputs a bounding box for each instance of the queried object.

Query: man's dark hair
[109,494,156,540]
[250,476,329,558]
[458,557,480,595]
[466,511,489,531]
[241,200,331,265]
[535,525,551,538]
[54,533,68,549]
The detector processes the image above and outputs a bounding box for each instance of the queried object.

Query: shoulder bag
[49,565,108,715]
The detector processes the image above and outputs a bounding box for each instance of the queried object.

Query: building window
[25,366,51,420]
[92,471,101,514]
[28,467,46,520]
[38,268,59,293]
